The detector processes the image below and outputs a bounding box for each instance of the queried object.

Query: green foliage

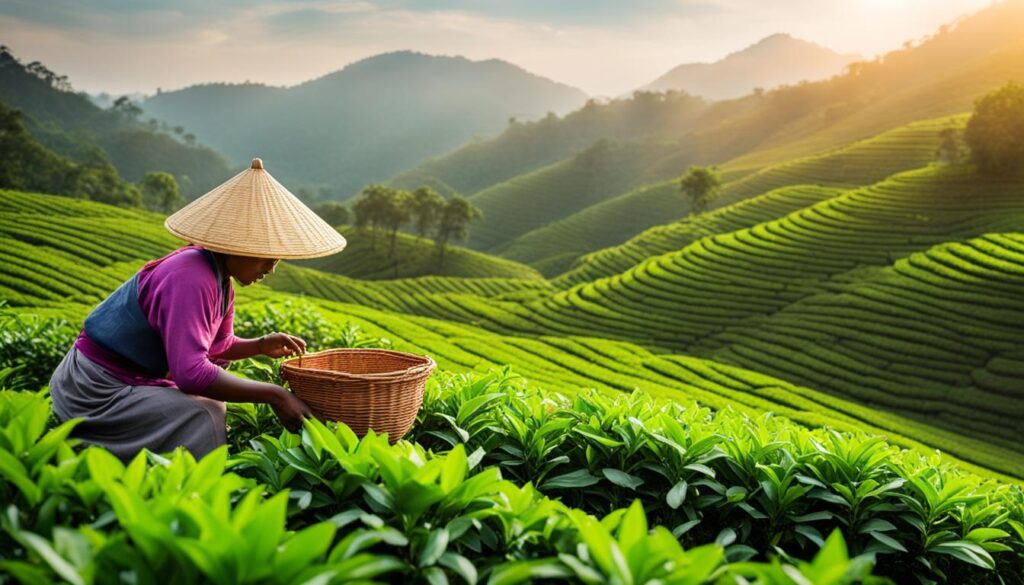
[679,165,721,216]
[0,47,231,199]
[137,171,183,214]
[225,304,392,450]
[436,196,482,268]
[0,389,741,585]
[1,372,1020,583]
[313,201,349,227]
[0,102,141,208]
[409,186,445,238]
[352,184,398,251]
[0,305,75,391]
[410,370,1024,581]
[965,82,1024,175]
[935,127,963,165]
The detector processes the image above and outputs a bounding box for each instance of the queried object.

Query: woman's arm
[202,369,313,431]
[212,332,307,361]
[212,336,263,361]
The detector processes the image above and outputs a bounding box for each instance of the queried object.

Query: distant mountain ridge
[142,51,588,199]
[640,33,861,100]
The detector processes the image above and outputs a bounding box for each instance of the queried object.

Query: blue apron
[83,249,228,376]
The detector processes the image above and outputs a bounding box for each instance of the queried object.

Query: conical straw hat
[165,158,347,259]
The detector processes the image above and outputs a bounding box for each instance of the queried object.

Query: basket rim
[280,347,436,380]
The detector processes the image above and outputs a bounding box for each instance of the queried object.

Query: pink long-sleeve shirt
[74,246,239,394]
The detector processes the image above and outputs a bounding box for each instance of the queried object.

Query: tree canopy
[964,82,1024,175]
[679,165,721,216]
[314,201,350,227]
[139,171,183,214]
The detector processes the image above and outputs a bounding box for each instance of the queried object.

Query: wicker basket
[280,348,436,442]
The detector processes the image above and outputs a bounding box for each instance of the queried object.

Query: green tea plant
[411,370,1024,582]
[0,304,76,391]
[0,389,799,585]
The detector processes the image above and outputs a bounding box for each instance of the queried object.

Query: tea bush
[0,304,76,391]
[0,389,890,584]
[410,370,1024,583]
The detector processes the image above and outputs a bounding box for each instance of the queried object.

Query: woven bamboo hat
[164,158,347,259]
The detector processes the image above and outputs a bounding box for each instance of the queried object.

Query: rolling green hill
[700,231,1024,468]
[0,47,232,198]
[464,139,702,253]
[505,115,961,277]
[388,91,710,197]
[296,226,543,281]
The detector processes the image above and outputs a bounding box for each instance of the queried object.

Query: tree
[380,190,410,259]
[111,96,142,122]
[138,171,184,213]
[352,184,394,250]
[68,165,142,208]
[409,186,445,238]
[934,127,963,165]
[678,165,721,216]
[435,196,482,269]
[315,201,349,227]
[964,82,1024,175]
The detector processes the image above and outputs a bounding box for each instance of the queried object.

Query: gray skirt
[49,347,226,462]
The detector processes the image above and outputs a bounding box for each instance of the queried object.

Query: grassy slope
[297,226,543,280]
[464,140,699,253]
[387,91,711,197]
[2,187,1018,483]
[508,115,962,277]
[720,37,1024,176]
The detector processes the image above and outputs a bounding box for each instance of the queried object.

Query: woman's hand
[259,332,307,359]
[271,389,315,432]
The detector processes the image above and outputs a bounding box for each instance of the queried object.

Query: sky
[0,0,995,97]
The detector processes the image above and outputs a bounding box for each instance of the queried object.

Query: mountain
[142,51,588,199]
[0,47,233,199]
[639,33,861,100]
[387,1,1024,266]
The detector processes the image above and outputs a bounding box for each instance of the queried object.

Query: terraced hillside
[297,226,543,280]
[447,167,1024,346]
[699,232,1024,468]
[3,187,1021,481]
[0,190,550,310]
[553,185,844,287]
[266,263,551,313]
[507,115,961,277]
[400,166,1024,475]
